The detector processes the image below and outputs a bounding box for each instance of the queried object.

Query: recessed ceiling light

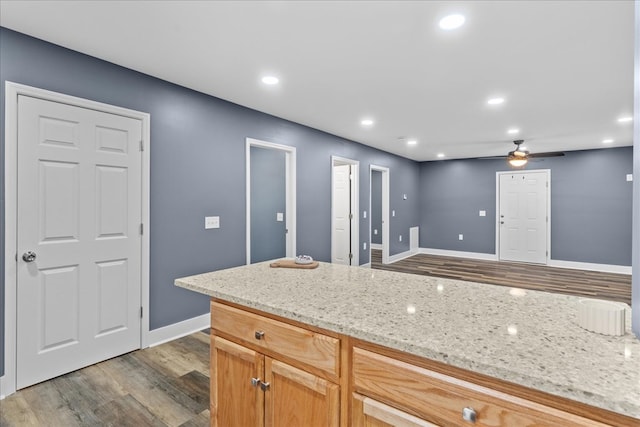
[507,128,520,135]
[361,119,374,126]
[407,139,417,146]
[602,139,614,144]
[487,97,505,105]
[617,116,633,123]
[261,76,279,85]
[439,14,465,30]
[437,153,445,158]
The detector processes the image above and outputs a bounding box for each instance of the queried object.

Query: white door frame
[370,165,390,265]
[495,169,551,264]
[246,138,296,264]
[331,156,359,266]
[2,82,151,398]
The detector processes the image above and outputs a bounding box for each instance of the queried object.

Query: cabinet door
[353,393,439,427]
[212,336,264,427]
[264,357,339,427]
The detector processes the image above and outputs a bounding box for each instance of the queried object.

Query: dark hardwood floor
[0,332,210,427]
[371,250,632,305]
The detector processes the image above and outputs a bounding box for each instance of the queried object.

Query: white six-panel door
[498,171,549,264]
[332,164,352,265]
[16,95,142,388]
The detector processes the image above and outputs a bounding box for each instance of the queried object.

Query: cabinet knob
[462,407,477,423]
[260,381,270,391]
[250,377,260,387]
[255,330,265,340]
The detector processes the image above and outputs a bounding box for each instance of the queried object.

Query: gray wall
[419,147,634,266]
[0,28,420,376]
[371,170,382,245]
[250,146,286,263]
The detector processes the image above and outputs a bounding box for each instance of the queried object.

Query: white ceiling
[0,0,634,161]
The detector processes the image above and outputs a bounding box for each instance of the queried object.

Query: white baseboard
[370,243,383,250]
[148,313,210,347]
[548,260,631,275]
[419,248,499,261]
[388,249,417,263]
[360,262,371,268]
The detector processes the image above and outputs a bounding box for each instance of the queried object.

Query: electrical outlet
[627,174,633,182]
[205,216,220,229]
[479,210,486,217]
[458,234,463,241]
[374,229,378,235]
[276,212,284,222]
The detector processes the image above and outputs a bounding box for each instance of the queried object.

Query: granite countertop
[175,261,640,420]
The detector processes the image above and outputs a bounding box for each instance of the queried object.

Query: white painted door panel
[499,172,548,264]
[332,164,351,265]
[16,95,142,388]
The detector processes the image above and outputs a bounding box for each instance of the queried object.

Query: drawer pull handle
[255,330,265,340]
[462,407,477,423]
[260,381,270,391]
[250,377,260,387]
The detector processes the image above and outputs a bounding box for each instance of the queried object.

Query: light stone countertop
[175,261,640,420]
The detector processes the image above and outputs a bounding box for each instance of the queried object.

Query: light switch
[363,242,367,250]
[627,174,633,182]
[205,216,220,229]
[403,194,407,200]
[458,234,463,241]
[363,211,367,218]
[276,212,284,222]
[479,210,486,217]
[392,210,396,217]
[399,235,402,242]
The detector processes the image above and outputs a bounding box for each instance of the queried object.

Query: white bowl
[577,299,626,336]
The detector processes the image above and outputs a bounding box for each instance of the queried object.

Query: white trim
[548,260,631,275]
[360,262,372,268]
[370,165,390,264]
[388,249,414,263]
[419,247,499,261]
[370,243,383,250]
[147,313,211,347]
[0,375,8,400]
[3,82,151,397]
[496,169,551,264]
[410,226,419,252]
[331,156,359,266]
[245,138,296,264]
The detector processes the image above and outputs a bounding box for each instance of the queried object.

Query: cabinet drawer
[353,347,608,427]
[211,301,339,377]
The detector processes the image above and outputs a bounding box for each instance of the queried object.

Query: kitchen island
[175,261,639,426]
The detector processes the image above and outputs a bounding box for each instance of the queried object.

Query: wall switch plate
[276,212,284,222]
[403,194,407,200]
[627,174,633,182]
[392,210,396,217]
[363,242,367,250]
[374,229,378,235]
[458,234,463,241]
[363,211,367,218]
[479,210,486,217]
[399,235,402,242]
[205,216,220,229]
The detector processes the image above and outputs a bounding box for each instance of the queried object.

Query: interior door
[498,171,548,264]
[332,164,352,265]
[16,95,142,388]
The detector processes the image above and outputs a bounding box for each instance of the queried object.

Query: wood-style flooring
[371,250,632,305]
[0,332,210,427]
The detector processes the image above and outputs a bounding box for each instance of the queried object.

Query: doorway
[497,170,550,264]
[331,157,359,265]
[4,82,150,395]
[370,165,390,265]
[246,138,296,264]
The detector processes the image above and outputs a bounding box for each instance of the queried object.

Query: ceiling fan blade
[475,155,507,160]
[528,151,565,158]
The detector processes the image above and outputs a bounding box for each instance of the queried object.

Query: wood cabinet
[210,299,634,427]
[352,347,609,427]
[210,302,340,427]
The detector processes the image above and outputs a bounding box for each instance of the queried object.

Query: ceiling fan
[496,140,565,167]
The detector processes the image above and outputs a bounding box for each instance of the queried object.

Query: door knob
[22,251,36,263]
